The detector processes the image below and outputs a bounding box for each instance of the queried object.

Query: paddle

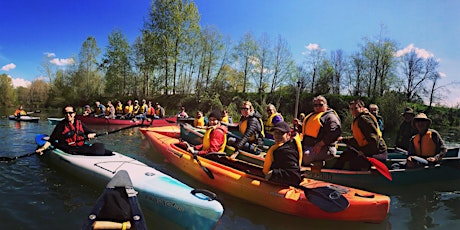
[393,147,431,165]
[347,145,393,181]
[295,184,350,213]
[183,142,215,179]
[0,123,148,163]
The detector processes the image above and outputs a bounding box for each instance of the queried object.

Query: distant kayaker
[14,105,27,117]
[221,109,232,124]
[83,105,92,116]
[228,101,265,153]
[333,99,387,171]
[186,110,228,155]
[263,121,302,185]
[193,111,206,128]
[177,106,189,118]
[154,102,165,118]
[36,105,110,156]
[105,100,116,119]
[301,95,341,166]
[395,107,417,151]
[264,104,283,140]
[406,113,447,168]
[94,101,106,118]
[369,103,384,134]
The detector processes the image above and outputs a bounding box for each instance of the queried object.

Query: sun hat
[413,113,432,125]
[272,121,291,133]
[401,107,415,116]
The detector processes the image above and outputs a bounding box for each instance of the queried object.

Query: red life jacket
[62,120,85,146]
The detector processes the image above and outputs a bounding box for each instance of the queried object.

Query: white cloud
[44,52,56,58]
[438,72,446,78]
[1,63,16,71]
[305,43,321,50]
[50,57,75,66]
[395,44,434,59]
[7,75,31,88]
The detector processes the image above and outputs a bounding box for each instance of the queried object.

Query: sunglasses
[240,108,249,110]
[313,104,324,107]
[65,111,75,115]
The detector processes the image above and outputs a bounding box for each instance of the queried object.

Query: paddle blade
[367,157,392,181]
[35,134,48,146]
[301,186,350,213]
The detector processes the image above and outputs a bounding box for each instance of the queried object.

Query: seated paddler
[187,110,228,155]
[36,105,111,156]
[263,121,302,186]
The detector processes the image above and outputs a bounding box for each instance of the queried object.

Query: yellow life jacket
[133,105,140,114]
[116,104,123,114]
[262,134,302,175]
[194,117,205,127]
[413,131,437,157]
[140,104,148,113]
[302,112,324,138]
[239,117,265,141]
[124,105,133,114]
[222,115,229,123]
[105,107,110,115]
[265,113,284,135]
[202,126,227,152]
[351,112,382,147]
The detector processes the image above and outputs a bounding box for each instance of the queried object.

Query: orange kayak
[140,128,390,223]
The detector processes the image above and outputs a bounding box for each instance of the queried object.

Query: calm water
[1,113,460,229]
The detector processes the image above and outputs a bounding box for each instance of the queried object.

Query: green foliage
[0,74,16,106]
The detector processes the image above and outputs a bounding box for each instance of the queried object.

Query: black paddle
[295,184,350,213]
[0,122,148,163]
[183,142,215,179]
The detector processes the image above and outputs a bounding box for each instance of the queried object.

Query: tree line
[1,0,457,129]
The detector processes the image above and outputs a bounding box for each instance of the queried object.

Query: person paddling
[36,105,111,156]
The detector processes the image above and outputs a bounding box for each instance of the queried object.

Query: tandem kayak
[8,115,40,122]
[140,129,390,223]
[82,170,148,230]
[35,134,224,230]
[301,151,460,194]
[76,115,177,126]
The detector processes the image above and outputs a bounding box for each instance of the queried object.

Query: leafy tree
[102,29,132,98]
[75,36,102,101]
[233,32,258,93]
[0,74,16,106]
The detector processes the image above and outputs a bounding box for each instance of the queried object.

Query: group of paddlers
[83,99,165,120]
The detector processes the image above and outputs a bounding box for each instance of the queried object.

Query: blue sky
[1,0,459,106]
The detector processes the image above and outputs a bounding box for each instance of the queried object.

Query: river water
[1,113,460,229]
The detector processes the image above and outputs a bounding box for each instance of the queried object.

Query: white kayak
[35,134,224,230]
[8,115,40,122]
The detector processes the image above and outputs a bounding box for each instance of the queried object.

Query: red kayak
[76,115,177,126]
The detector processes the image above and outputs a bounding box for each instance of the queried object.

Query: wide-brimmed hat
[401,107,415,116]
[272,121,291,133]
[413,113,432,125]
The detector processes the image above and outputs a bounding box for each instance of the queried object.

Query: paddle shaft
[347,145,392,181]
[183,142,215,179]
[1,123,147,163]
